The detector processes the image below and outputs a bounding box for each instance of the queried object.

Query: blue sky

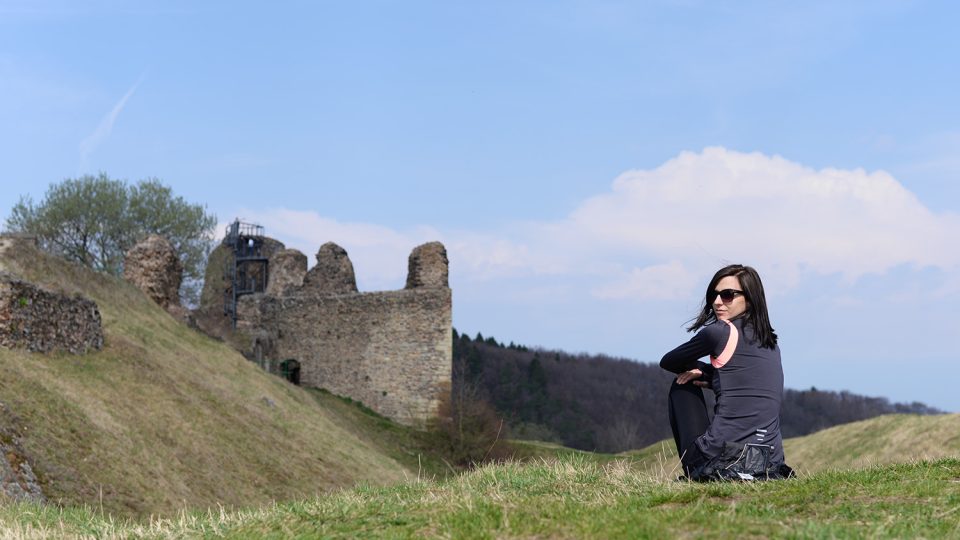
[2,1,959,411]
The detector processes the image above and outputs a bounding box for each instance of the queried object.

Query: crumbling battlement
[0,272,103,354]
[124,235,182,309]
[265,249,307,296]
[201,238,452,427]
[123,235,192,322]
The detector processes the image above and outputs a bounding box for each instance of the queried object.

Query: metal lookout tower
[223,219,268,327]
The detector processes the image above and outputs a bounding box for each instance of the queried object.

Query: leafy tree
[465,344,483,380]
[5,173,217,304]
[525,354,548,422]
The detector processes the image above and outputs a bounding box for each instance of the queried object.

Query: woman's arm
[659,324,727,374]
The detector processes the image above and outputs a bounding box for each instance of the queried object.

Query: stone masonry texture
[0,272,103,354]
[197,237,286,319]
[265,249,307,296]
[301,242,359,294]
[123,235,183,313]
[215,240,452,427]
[406,241,449,289]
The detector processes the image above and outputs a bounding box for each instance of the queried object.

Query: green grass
[505,439,622,463]
[305,389,453,480]
[1,457,957,538]
[4,241,960,536]
[620,413,960,479]
[0,242,453,519]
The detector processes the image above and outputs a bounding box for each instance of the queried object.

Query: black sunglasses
[711,289,744,302]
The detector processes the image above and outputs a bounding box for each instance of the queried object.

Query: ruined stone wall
[230,241,452,427]
[252,288,451,426]
[123,235,191,322]
[123,235,182,310]
[196,238,286,316]
[0,273,103,354]
[265,249,307,296]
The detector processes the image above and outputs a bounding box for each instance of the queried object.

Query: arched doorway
[280,359,301,385]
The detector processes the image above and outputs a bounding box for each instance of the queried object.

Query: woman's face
[712,275,748,321]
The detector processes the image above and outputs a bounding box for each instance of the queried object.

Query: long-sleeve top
[660,317,785,465]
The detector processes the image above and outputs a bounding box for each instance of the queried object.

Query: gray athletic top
[660,317,785,465]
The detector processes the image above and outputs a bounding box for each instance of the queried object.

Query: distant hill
[0,241,447,518]
[454,331,941,453]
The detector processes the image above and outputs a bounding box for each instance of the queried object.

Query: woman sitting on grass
[660,264,793,481]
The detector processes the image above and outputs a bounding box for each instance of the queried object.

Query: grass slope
[1,457,958,538]
[0,243,442,518]
[3,241,957,532]
[783,413,960,473]
[620,413,960,479]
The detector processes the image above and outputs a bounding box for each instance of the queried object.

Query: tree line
[453,329,941,453]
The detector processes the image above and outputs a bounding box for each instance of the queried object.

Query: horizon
[2,1,958,411]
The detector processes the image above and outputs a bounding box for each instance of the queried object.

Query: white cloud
[225,210,561,290]
[79,74,144,171]
[564,147,960,282]
[592,261,699,301]
[225,209,441,290]
[445,233,537,281]
[229,147,960,301]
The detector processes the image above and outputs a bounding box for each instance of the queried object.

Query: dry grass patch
[784,413,960,474]
[0,244,424,518]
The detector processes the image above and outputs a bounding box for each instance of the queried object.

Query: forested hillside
[453,330,941,453]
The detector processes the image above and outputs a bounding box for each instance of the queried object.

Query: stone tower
[202,238,452,428]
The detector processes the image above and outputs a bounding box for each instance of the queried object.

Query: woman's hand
[676,368,709,387]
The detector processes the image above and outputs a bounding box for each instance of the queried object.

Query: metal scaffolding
[223,219,268,327]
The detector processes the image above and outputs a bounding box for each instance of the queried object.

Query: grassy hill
[784,413,960,473]
[617,413,960,479]
[0,241,447,518]
[3,240,959,536]
[1,457,957,538]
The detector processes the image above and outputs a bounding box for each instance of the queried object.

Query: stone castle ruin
[123,234,190,322]
[0,226,451,428]
[0,227,448,501]
[195,221,452,427]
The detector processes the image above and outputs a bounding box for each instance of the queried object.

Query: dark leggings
[668,381,711,473]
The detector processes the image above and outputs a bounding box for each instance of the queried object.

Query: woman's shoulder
[698,319,733,342]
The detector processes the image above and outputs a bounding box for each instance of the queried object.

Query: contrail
[78,73,146,173]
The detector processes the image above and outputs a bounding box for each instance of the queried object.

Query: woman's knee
[669,379,704,400]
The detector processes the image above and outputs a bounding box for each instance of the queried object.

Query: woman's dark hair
[687,264,778,348]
